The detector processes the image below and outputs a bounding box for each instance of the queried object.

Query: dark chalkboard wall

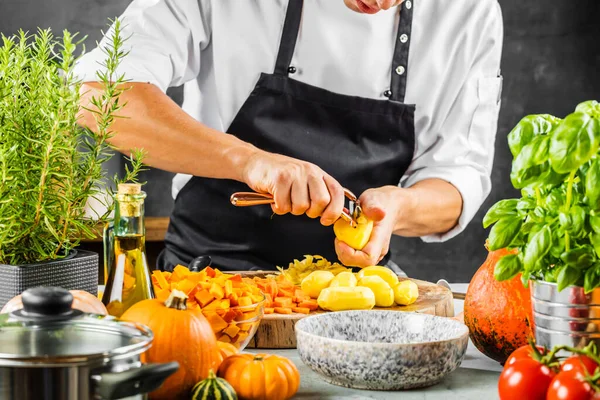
[2,0,599,282]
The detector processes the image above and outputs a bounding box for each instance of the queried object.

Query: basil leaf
[517,197,536,214]
[483,199,519,228]
[549,112,600,174]
[545,190,564,209]
[488,216,523,251]
[511,136,550,188]
[570,206,587,238]
[557,266,583,292]
[586,157,600,210]
[575,100,600,116]
[494,254,522,281]
[590,214,600,234]
[523,225,552,271]
[590,233,600,258]
[550,230,566,259]
[560,245,595,269]
[521,221,538,235]
[584,264,600,293]
[508,114,561,157]
[531,206,546,223]
[544,267,560,283]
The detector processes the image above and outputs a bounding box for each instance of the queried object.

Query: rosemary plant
[0,19,144,265]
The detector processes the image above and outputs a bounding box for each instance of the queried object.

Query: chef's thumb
[359,199,386,222]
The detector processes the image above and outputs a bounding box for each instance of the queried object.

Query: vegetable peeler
[230,188,362,227]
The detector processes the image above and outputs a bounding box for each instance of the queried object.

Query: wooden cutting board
[236,271,454,349]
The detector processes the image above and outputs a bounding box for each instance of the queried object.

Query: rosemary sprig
[0,19,144,265]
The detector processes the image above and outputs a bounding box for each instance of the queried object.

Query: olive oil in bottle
[102,183,154,317]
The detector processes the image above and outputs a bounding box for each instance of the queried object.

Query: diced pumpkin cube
[238,322,254,331]
[237,296,252,307]
[194,290,214,308]
[264,307,275,314]
[218,334,232,343]
[209,283,225,300]
[171,265,191,282]
[213,268,222,276]
[205,313,228,333]
[274,307,293,314]
[292,307,310,314]
[278,288,294,298]
[241,310,259,320]
[222,309,238,323]
[273,297,293,308]
[231,281,244,288]
[205,266,217,278]
[203,300,220,310]
[236,331,249,343]
[250,294,264,304]
[229,293,239,306]
[228,274,243,282]
[223,323,241,338]
[224,280,234,297]
[176,279,196,295]
[218,299,230,309]
[152,270,168,289]
[199,282,212,290]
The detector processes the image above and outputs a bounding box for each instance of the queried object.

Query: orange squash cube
[194,290,214,308]
[209,283,225,300]
[223,323,241,338]
[205,313,228,333]
[237,296,253,307]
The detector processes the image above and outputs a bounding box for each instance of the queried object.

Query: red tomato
[546,373,595,400]
[498,358,555,400]
[561,355,599,378]
[505,344,547,366]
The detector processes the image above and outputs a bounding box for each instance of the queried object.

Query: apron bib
[158,0,416,272]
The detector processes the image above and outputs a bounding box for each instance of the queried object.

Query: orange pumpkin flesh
[1,290,108,315]
[121,289,220,400]
[217,353,300,400]
[464,246,534,364]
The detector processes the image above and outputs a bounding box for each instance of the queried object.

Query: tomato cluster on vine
[499,341,600,400]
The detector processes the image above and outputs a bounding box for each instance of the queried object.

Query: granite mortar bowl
[295,310,469,390]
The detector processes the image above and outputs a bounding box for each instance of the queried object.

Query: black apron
[158,0,416,272]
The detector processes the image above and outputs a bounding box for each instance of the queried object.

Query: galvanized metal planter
[0,250,98,309]
[531,280,600,349]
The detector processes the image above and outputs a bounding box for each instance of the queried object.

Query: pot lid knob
[20,287,76,318]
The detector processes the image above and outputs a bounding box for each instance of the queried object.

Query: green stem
[535,187,542,206]
[564,170,577,211]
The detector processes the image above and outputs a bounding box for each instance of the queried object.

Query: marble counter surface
[249,284,503,400]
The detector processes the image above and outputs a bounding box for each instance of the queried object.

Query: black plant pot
[0,250,98,309]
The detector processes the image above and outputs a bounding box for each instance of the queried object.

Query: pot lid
[0,287,153,367]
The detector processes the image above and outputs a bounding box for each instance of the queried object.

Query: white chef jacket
[74,0,504,243]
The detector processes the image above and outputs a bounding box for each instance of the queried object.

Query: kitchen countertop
[248,284,503,400]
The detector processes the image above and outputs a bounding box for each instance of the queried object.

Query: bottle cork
[117,183,144,217]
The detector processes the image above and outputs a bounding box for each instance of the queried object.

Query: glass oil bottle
[102,183,154,317]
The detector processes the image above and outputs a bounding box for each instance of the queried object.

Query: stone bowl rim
[295,309,469,348]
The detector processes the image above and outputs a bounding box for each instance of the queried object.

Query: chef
[76,0,503,273]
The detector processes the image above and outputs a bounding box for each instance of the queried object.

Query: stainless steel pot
[531,280,600,349]
[0,287,179,400]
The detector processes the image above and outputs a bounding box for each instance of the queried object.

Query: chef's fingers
[375,0,395,10]
[306,174,331,219]
[361,223,390,264]
[271,172,292,215]
[291,180,310,216]
[320,175,345,226]
[335,238,381,268]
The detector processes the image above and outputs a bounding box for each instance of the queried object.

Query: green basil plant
[485,100,600,293]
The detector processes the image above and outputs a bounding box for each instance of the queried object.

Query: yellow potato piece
[356,266,399,288]
[301,270,335,299]
[357,275,394,307]
[333,217,374,250]
[329,271,358,288]
[317,286,375,311]
[393,280,419,306]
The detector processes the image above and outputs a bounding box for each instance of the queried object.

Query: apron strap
[274,0,414,104]
[388,0,414,103]
[274,0,304,75]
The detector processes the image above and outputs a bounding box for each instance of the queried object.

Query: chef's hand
[335,186,403,267]
[242,150,346,225]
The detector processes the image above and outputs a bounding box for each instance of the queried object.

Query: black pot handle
[93,362,179,400]
[188,255,212,272]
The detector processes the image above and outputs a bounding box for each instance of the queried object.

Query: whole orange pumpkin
[1,290,108,315]
[217,353,300,400]
[464,246,534,364]
[121,290,220,400]
[216,341,238,365]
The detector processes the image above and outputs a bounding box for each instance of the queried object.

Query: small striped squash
[190,370,237,400]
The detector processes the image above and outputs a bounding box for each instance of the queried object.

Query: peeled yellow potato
[357,275,394,307]
[317,286,376,311]
[329,271,358,288]
[333,215,374,250]
[356,266,399,288]
[301,270,335,299]
[393,280,419,306]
